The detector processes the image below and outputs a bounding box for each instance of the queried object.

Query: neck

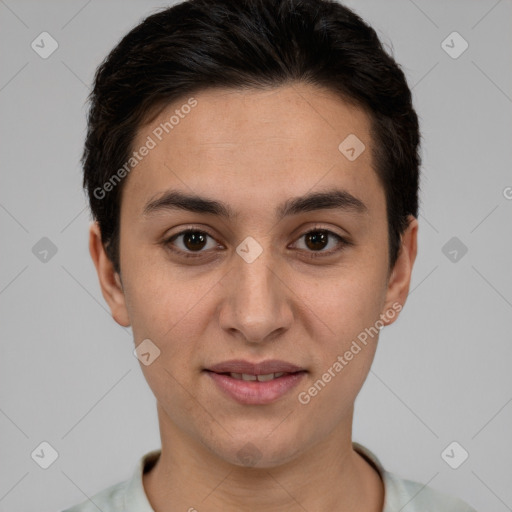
[143,403,384,512]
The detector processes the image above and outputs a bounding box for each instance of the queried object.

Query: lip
[206,359,305,375]
[205,359,307,405]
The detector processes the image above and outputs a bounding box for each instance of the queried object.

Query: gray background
[1,1,511,511]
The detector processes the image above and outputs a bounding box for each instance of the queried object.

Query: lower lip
[205,371,306,405]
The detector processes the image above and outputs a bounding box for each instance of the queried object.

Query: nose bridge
[219,235,291,342]
[237,246,275,307]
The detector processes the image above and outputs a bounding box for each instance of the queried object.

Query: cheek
[122,251,213,340]
[302,271,386,396]
[126,267,213,410]
[308,267,387,341]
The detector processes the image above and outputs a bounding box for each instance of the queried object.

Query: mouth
[206,359,305,375]
[204,359,307,405]
[216,371,292,382]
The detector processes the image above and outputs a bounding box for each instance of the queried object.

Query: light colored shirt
[61,443,477,511]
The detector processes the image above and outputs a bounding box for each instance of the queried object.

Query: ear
[381,215,418,326]
[88,221,131,327]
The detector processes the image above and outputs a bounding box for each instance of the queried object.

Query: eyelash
[162,226,352,260]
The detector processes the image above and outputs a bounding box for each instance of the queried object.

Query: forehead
[124,83,382,219]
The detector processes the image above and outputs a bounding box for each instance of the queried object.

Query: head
[87,0,420,468]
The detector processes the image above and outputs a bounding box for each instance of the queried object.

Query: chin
[206,430,308,469]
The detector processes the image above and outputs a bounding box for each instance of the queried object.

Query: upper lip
[206,359,305,375]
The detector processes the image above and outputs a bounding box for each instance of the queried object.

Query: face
[90,83,417,468]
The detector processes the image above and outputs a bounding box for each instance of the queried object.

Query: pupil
[185,231,206,251]
[306,231,328,251]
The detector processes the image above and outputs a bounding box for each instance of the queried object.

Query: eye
[164,229,220,258]
[163,226,351,260]
[292,228,350,258]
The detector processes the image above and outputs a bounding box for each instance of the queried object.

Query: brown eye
[181,231,208,251]
[304,230,329,251]
[293,228,350,258]
[165,229,219,258]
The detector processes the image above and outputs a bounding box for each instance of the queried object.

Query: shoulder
[353,442,478,512]
[383,470,478,512]
[60,479,128,512]
[59,449,160,512]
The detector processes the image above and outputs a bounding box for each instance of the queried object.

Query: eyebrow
[142,188,368,220]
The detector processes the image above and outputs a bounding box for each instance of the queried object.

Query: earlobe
[88,222,131,327]
[381,215,418,327]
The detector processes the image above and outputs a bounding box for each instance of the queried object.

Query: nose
[218,241,294,344]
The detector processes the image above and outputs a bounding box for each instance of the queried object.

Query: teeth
[228,372,287,381]
[256,373,275,382]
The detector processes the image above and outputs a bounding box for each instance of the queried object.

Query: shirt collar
[123,449,160,511]
[124,443,401,512]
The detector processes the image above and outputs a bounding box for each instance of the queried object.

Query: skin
[89,83,418,512]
